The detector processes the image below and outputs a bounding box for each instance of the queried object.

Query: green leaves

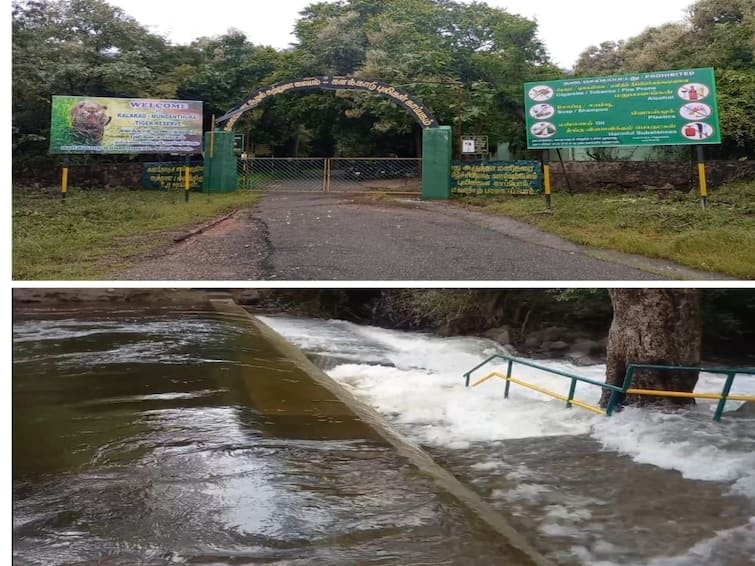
[12,0,558,160]
[573,0,755,156]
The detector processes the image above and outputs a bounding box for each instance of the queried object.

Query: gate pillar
[202,131,238,193]
[422,126,452,200]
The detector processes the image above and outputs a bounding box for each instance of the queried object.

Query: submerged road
[119,192,730,281]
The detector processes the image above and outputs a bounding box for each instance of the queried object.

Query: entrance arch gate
[204,76,453,200]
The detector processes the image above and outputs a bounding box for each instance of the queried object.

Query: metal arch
[216,76,440,131]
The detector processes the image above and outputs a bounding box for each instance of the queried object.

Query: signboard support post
[556,149,573,195]
[541,151,552,209]
[184,155,191,202]
[697,145,708,210]
[61,155,69,201]
[210,115,216,159]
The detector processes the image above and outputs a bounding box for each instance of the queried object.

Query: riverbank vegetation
[456,179,755,279]
[258,289,755,365]
[12,186,261,280]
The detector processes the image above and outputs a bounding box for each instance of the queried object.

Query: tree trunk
[599,289,702,408]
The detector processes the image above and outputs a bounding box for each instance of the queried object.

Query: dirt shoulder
[114,209,270,281]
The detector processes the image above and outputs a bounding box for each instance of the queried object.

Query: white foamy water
[260,316,755,481]
[260,315,755,565]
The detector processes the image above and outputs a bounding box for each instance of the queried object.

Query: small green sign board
[451,160,542,195]
[142,161,204,190]
[524,68,721,149]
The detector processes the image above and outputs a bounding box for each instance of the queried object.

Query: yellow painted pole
[541,151,552,209]
[697,145,708,209]
[184,156,191,202]
[61,167,69,199]
[61,155,70,200]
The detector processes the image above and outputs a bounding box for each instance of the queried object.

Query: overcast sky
[107,0,694,69]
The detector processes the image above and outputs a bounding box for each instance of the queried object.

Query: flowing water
[258,315,755,566]
[12,308,529,565]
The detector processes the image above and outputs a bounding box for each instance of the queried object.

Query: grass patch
[455,180,755,279]
[13,186,263,280]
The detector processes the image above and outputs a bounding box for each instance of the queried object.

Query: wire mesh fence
[237,158,326,191]
[237,157,422,193]
[327,158,422,192]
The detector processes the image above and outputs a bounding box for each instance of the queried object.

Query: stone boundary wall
[14,161,146,188]
[13,159,755,192]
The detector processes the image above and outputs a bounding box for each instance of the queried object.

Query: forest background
[12,0,755,173]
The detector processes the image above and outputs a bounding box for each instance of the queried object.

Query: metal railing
[463,354,755,422]
[606,364,755,422]
[464,354,619,416]
[236,157,422,193]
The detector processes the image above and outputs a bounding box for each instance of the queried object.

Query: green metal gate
[237,157,422,194]
[237,158,325,191]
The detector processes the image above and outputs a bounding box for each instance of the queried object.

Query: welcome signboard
[524,68,721,149]
[49,96,203,154]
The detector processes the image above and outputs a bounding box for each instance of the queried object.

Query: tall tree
[600,289,703,408]
[573,0,755,156]
[287,0,558,156]
[12,0,175,158]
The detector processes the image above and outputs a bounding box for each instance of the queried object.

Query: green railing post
[713,372,737,422]
[463,357,753,423]
[606,366,635,416]
[504,359,513,399]
[567,378,577,409]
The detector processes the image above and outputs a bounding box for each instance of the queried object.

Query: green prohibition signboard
[524,68,721,149]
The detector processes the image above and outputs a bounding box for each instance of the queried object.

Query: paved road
[119,192,731,281]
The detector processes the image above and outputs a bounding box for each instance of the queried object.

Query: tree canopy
[574,0,755,156]
[11,0,558,162]
[11,0,754,164]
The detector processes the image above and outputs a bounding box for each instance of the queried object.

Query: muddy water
[258,315,755,566]
[12,308,529,565]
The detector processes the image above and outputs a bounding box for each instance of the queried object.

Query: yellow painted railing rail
[627,388,755,402]
[472,371,606,416]
[464,355,755,422]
